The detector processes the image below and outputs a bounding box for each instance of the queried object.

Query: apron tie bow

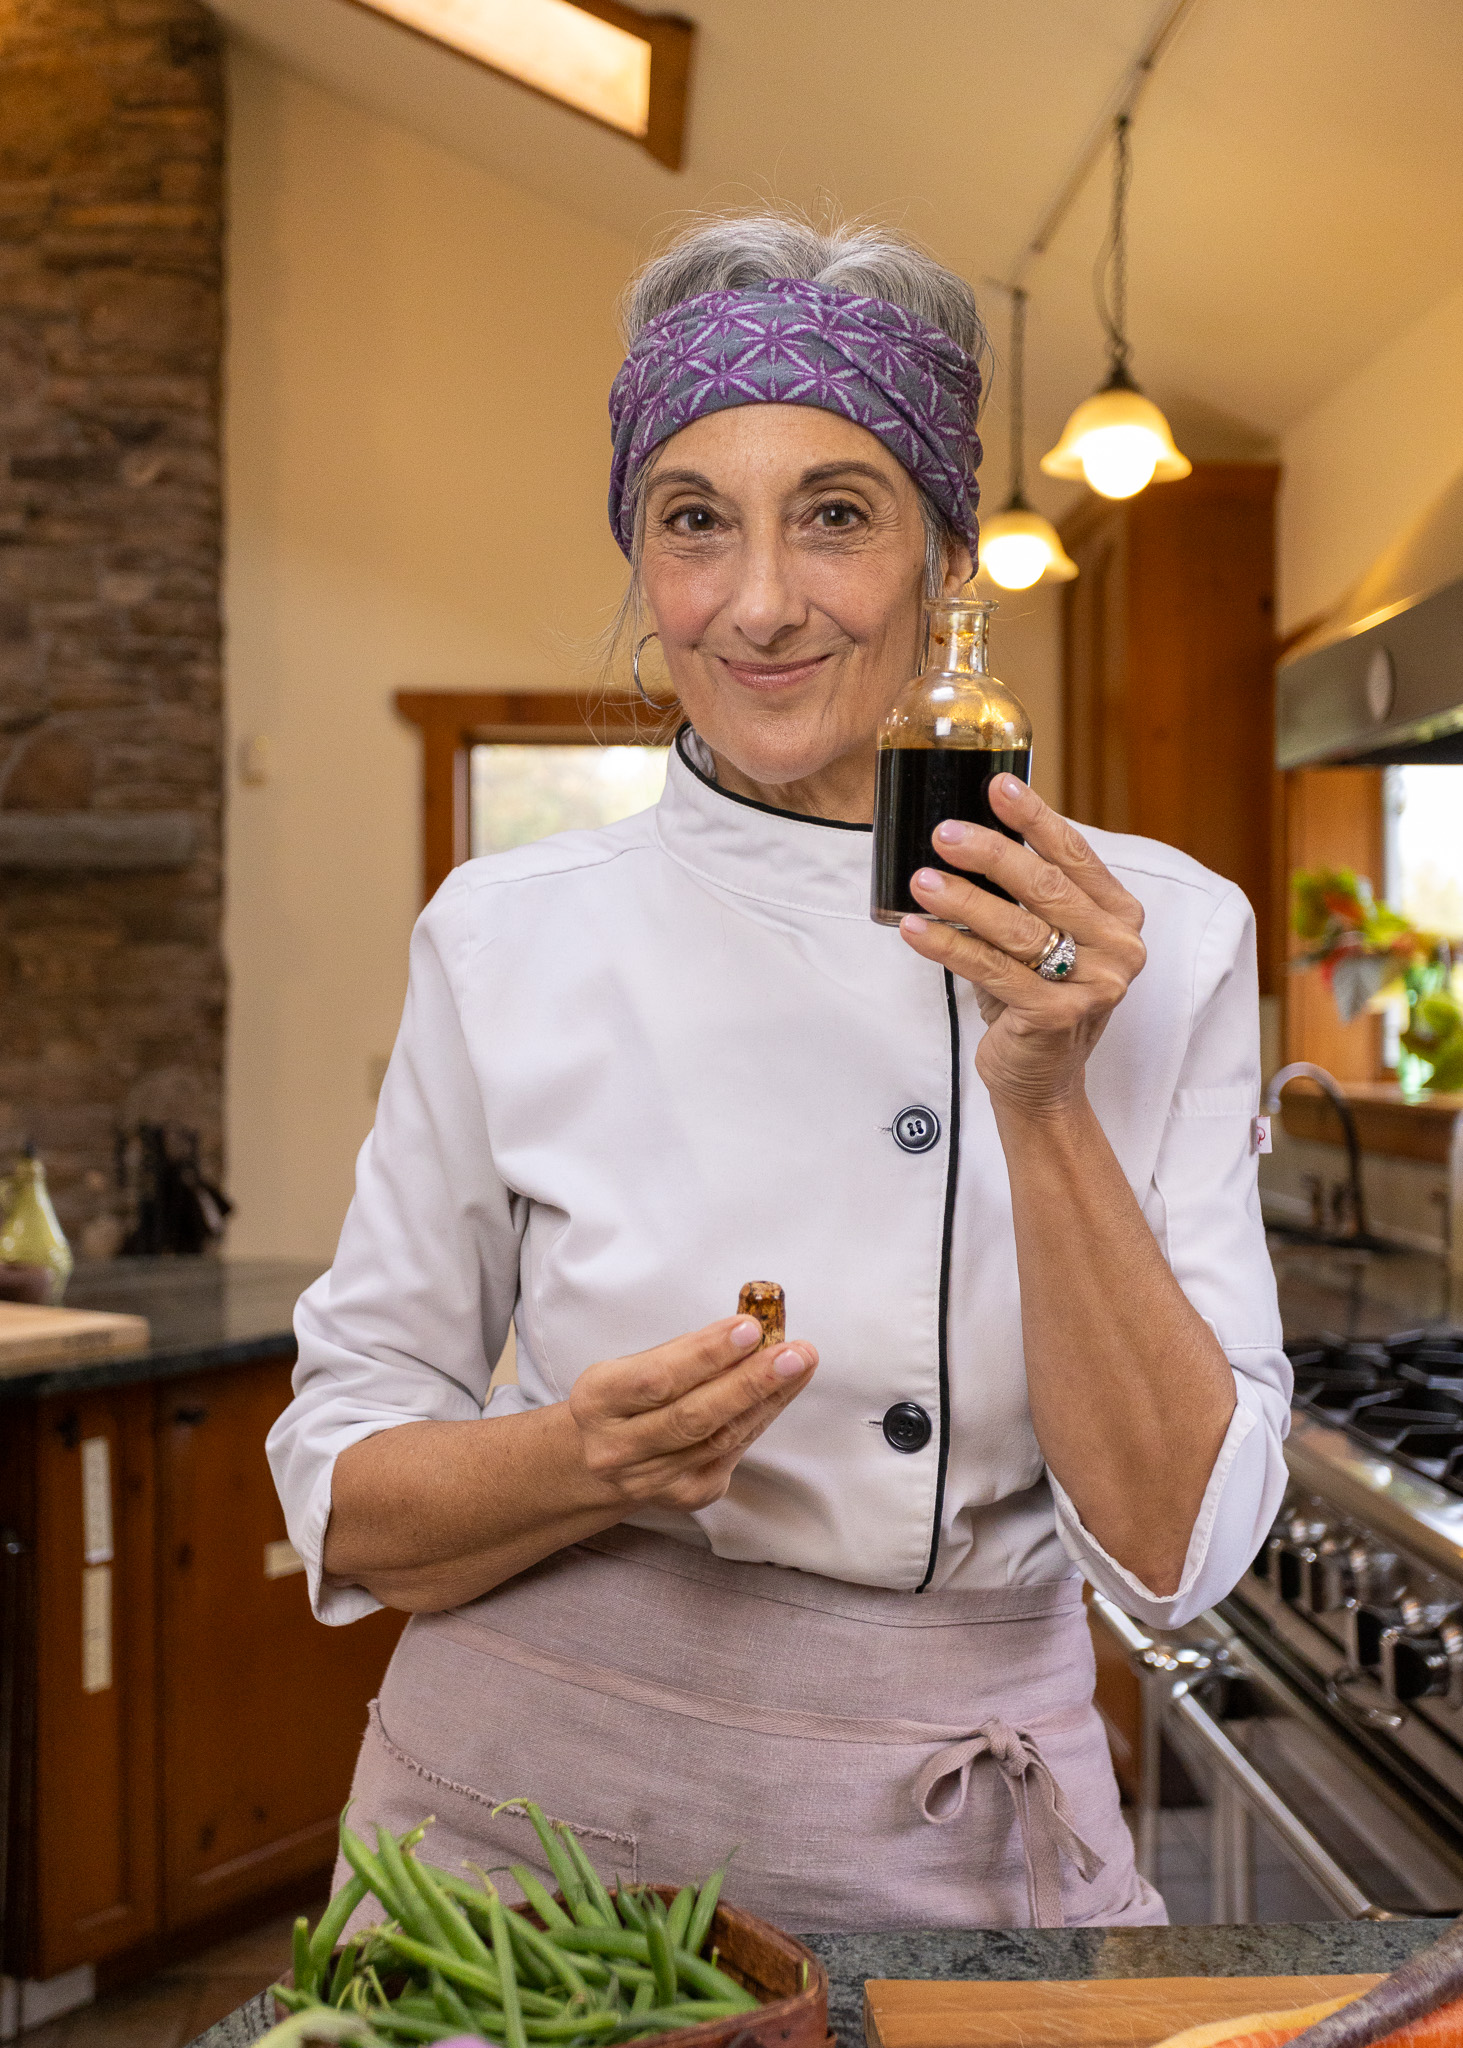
[912,1717,1105,1927]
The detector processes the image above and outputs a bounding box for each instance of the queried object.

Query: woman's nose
[726,532,809,647]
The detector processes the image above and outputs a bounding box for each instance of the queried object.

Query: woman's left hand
[899,774,1147,1120]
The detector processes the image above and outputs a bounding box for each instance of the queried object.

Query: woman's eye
[667,505,718,534]
[814,501,863,530]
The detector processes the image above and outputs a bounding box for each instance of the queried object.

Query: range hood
[1277,466,1463,767]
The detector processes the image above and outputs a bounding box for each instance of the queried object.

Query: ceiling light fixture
[979,286,1078,591]
[348,0,694,168]
[1041,114,1191,501]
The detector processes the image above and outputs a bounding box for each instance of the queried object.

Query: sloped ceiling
[209,0,1463,513]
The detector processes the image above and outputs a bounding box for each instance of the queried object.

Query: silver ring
[1033,929,1077,981]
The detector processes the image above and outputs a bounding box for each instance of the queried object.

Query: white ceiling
[209,0,1463,514]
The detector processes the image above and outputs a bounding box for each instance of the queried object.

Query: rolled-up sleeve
[1052,882,1291,1629]
[266,871,525,1624]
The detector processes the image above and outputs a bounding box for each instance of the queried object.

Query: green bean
[485,1884,529,2048]
[292,1916,314,1998]
[408,1857,497,1972]
[629,1981,653,2018]
[509,1864,575,1934]
[511,1804,598,1927]
[428,1966,480,2035]
[503,1904,556,1990]
[340,1828,417,1932]
[557,1828,617,1929]
[506,1906,589,1997]
[644,1914,676,2010]
[377,1828,446,1948]
[683,1862,725,1959]
[607,2004,750,2040]
[358,2013,463,2044]
[552,1928,646,1962]
[673,1949,754,2010]
[330,1941,363,2006]
[309,1874,370,1977]
[612,1886,646,1933]
[272,1982,312,2014]
[664,1888,693,1951]
[377,1928,501,2001]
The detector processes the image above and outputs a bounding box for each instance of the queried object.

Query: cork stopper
[737,1281,785,1350]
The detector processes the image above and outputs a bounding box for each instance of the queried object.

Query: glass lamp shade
[978,504,1079,589]
[1040,384,1192,500]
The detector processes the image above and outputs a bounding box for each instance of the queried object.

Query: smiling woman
[267,210,1288,1934]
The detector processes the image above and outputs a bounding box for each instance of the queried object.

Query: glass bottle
[0,1144,74,1304]
[871,596,1032,926]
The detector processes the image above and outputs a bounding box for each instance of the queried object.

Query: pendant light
[979,286,1078,590]
[1041,114,1191,501]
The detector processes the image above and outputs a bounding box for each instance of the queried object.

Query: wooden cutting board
[863,1974,1384,2048]
[0,1299,151,1375]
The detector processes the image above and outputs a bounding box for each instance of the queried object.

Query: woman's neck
[707,742,878,825]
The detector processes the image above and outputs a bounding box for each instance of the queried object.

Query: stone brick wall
[0,0,225,1248]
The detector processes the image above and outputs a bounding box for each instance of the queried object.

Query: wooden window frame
[341,0,694,170]
[395,690,667,902]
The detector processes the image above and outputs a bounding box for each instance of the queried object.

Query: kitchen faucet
[1262,1061,1391,1252]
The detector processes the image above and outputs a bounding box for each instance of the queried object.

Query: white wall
[224,47,635,1257]
[1279,274,1463,632]
[222,45,1064,1259]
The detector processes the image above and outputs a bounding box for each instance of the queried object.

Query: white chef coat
[268,729,1290,1632]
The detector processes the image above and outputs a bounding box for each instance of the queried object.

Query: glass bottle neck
[924,602,991,677]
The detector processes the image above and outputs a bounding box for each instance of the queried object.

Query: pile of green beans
[264,1803,756,2048]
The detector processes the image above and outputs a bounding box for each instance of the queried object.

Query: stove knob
[1306,1544,1355,1614]
[1351,1603,1404,1669]
[1383,1630,1450,1703]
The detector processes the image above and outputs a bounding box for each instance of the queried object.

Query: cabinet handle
[173,1405,208,1426]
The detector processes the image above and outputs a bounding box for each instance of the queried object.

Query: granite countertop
[1270,1234,1462,1342]
[0,1255,325,1401]
[187,1921,1446,2048]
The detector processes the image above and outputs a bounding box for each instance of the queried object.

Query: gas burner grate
[1287,1330,1463,1488]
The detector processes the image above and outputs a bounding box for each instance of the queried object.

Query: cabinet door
[157,1355,404,1929]
[29,1385,159,1977]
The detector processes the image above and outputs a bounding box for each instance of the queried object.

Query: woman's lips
[717,655,830,692]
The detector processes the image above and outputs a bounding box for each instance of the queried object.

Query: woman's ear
[942,543,974,594]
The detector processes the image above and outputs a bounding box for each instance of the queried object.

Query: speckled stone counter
[1270,1233,1462,1342]
[187,1921,1446,2048]
[0,1254,323,1399]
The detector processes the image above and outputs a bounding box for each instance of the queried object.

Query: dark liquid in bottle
[872,745,1031,923]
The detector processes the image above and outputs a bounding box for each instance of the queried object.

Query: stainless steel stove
[1093,1321,1463,1921]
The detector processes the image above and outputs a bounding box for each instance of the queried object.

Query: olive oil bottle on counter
[871,594,1032,925]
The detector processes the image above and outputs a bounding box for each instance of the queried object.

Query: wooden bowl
[277,1884,830,2048]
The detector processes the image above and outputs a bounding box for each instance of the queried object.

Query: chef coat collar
[655,725,874,921]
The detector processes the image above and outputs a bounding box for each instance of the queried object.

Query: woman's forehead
[646,404,914,496]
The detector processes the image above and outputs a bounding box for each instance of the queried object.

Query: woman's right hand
[326,1315,817,1612]
[570,1316,818,1514]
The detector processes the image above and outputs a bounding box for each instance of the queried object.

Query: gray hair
[605,209,988,717]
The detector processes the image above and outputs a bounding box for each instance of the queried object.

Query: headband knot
[607,278,981,561]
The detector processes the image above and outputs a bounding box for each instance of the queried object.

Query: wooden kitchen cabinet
[1,1339,404,1985]
[1060,463,1280,988]
[157,1357,403,1930]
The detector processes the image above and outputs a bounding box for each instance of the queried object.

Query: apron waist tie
[912,1719,1106,1928]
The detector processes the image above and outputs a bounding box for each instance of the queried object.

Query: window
[469,743,667,855]
[1385,766,1463,938]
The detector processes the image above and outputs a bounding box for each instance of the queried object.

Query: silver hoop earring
[632,631,677,711]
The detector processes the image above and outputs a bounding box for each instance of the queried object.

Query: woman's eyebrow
[645,467,718,494]
[796,460,897,491]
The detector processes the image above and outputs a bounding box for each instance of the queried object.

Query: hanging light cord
[1094,113,1134,385]
[1007,285,1028,506]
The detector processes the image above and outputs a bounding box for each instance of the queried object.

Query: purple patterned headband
[607,277,982,562]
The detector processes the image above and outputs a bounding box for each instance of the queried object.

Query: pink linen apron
[338,1527,1164,1931]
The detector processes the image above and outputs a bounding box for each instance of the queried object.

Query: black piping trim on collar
[674,725,873,835]
[916,967,961,1594]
